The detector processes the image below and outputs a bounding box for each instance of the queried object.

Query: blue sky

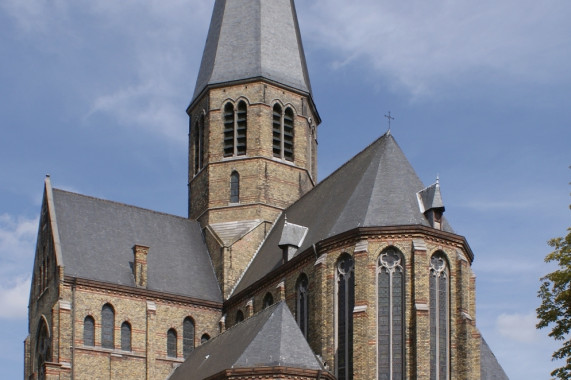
[1,0,570,378]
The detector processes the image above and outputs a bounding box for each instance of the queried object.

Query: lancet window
[121,322,131,351]
[36,319,51,380]
[83,316,95,346]
[101,304,115,349]
[336,254,355,380]
[167,328,177,358]
[377,248,405,380]
[223,101,247,157]
[272,104,294,161]
[430,252,449,380]
[230,171,240,203]
[263,292,274,309]
[296,273,309,338]
[183,317,195,358]
[193,114,205,174]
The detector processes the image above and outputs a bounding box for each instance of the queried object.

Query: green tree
[537,216,571,379]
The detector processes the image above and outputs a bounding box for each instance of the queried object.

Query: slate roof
[481,337,510,380]
[234,132,454,294]
[51,189,222,303]
[168,301,324,380]
[192,0,312,103]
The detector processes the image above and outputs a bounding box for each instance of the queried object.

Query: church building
[24,0,508,379]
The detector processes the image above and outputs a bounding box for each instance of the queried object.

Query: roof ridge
[52,188,189,221]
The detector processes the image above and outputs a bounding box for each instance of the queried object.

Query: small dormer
[278,218,308,264]
[417,177,446,230]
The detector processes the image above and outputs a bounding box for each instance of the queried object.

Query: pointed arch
[336,253,355,380]
[236,309,244,324]
[272,103,282,158]
[272,103,295,161]
[230,171,240,203]
[36,316,51,380]
[223,102,235,157]
[296,273,309,338]
[121,321,131,351]
[284,107,294,161]
[236,100,247,155]
[430,251,450,380]
[183,317,195,358]
[83,316,95,346]
[377,247,405,379]
[167,328,177,358]
[101,304,115,349]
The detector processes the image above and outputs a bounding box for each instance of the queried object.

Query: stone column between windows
[312,253,328,367]
[352,240,370,380]
[146,301,157,380]
[412,239,430,380]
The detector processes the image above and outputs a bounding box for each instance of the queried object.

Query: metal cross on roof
[384,111,394,132]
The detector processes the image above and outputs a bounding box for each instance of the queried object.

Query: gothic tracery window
[430,252,449,380]
[272,104,294,161]
[377,248,405,380]
[101,304,115,349]
[183,317,195,358]
[296,273,309,338]
[167,328,177,358]
[83,316,95,346]
[336,254,355,380]
[36,319,51,380]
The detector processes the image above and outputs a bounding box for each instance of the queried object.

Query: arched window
[121,322,131,351]
[201,334,210,344]
[167,329,177,358]
[236,310,244,323]
[223,102,235,157]
[296,273,309,338]
[224,101,247,157]
[430,252,449,380]
[101,304,115,349]
[272,104,294,161]
[193,114,205,174]
[230,171,240,203]
[36,318,51,380]
[336,254,355,380]
[236,101,247,155]
[377,248,405,379]
[183,317,195,358]
[83,316,95,346]
[263,292,274,309]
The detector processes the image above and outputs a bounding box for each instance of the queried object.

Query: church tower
[187,0,320,298]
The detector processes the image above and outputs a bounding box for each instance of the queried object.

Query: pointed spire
[192,0,312,102]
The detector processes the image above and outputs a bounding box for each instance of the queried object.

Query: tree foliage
[537,218,571,379]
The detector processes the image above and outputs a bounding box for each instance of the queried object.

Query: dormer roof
[191,0,312,104]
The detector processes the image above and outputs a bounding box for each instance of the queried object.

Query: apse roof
[234,132,454,294]
[192,0,312,103]
[50,189,222,303]
[168,301,324,380]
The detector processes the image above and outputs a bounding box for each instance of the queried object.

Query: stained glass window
[430,253,449,380]
[101,304,114,349]
[337,254,355,380]
[377,248,405,380]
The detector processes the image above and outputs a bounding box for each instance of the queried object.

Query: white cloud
[496,312,541,343]
[298,0,571,97]
[0,276,31,319]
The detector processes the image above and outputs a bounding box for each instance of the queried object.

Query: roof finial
[436,174,440,186]
[384,111,394,134]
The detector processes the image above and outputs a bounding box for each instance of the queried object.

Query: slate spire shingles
[192,0,312,102]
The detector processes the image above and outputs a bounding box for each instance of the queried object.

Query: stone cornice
[63,276,223,311]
